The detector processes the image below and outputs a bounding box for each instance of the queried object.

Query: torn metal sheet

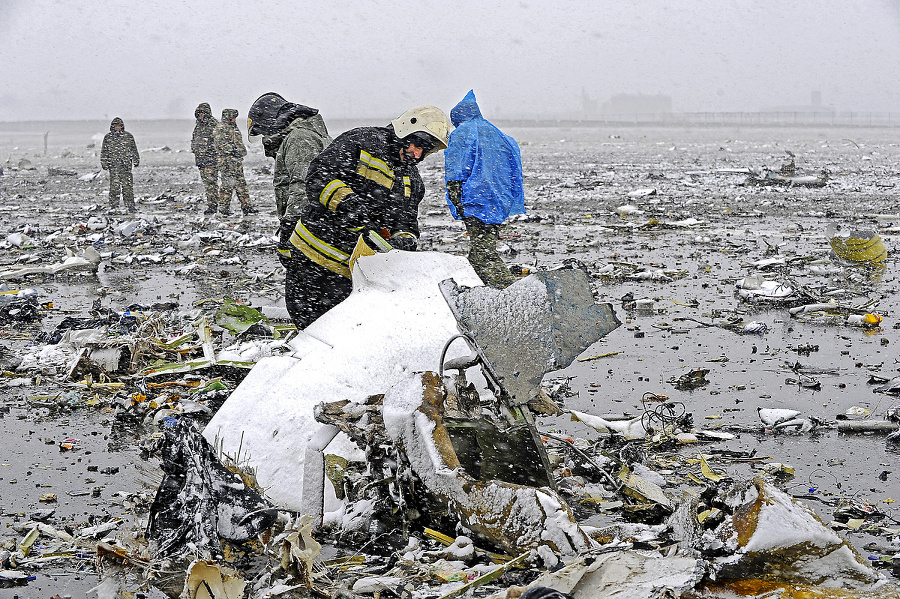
[439,267,621,405]
[381,371,594,559]
[0,247,101,280]
[310,371,593,560]
[488,548,704,599]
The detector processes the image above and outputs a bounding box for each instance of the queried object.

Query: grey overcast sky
[2,0,900,122]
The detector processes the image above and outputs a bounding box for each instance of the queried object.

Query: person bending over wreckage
[283,105,451,329]
[247,92,332,269]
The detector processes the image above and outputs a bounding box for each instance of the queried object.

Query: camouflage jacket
[272,114,331,224]
[100,117,140,170]
[191,104,219,167]
[214,110,247,165]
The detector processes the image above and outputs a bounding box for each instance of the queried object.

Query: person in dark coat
[284,105,451,328]
[100,117,140,213]
[247,92,332,264]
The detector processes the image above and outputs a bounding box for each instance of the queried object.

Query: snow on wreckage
[144,248,896,599]
[202,251,620,557]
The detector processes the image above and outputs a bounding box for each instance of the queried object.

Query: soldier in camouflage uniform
[445,91,525,289]
[213,108,256,216]
[100,117,140,213]
[247,92,331,266]
[190,103,219,215]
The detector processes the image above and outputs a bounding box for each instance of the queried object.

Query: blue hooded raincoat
[444,90,525,224]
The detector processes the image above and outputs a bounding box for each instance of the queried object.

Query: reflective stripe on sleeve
[319,180,353,211]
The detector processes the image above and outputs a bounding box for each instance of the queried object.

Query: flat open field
[1,120,898,596]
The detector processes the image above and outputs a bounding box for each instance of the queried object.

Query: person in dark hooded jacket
[247,92,332,266]
[100,117,140,213]
[191,103,219,214]
[283,105,450,328]
[444,90,525,289]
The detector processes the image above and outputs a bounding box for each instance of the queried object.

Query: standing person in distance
[191,103,220,215]
[247,92,331,266]
[284,105,451,328]
[100,117,140,214]
[214,108,257,216]
[444,90,525,289]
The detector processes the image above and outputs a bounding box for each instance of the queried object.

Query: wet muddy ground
[1,120,899,596]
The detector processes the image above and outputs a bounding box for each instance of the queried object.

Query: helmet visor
[406,132,437,155]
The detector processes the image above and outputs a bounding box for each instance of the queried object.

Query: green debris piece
[199,380,229,393]
[137,359,254,378]
[214,298,277,338]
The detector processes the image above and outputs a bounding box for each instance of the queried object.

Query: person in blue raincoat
[445,90,525,289]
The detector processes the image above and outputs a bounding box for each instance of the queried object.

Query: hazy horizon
[3,1,900,122]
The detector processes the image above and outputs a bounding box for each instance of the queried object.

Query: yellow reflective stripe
[293,236,352,279]
[291,221,350,264]
[319,180,350,210]
[356,150,395,189]
[327,186,353,211]
[359,151,393,179]
[277,248,292,257]
[403,176,411,198]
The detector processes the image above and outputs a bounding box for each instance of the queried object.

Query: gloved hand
[389,232,418,251]
[278,220,295,249]
[447,180,465,219]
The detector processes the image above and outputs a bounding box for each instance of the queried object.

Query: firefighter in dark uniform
[285,106,451,328]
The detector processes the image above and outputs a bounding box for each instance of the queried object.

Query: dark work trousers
[284,253,354,330]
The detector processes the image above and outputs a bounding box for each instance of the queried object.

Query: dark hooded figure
[100,117,140,213]
[247,92,332,266]
[191,103,220,214]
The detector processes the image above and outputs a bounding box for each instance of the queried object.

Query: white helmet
[391,105,451,156]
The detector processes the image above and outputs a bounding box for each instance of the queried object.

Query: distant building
[761,90,835,114]
[601,93,672,115]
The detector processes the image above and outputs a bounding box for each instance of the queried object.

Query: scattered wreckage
[94,249,888,598]
[3,136,900,598]
[742,152,829,188]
